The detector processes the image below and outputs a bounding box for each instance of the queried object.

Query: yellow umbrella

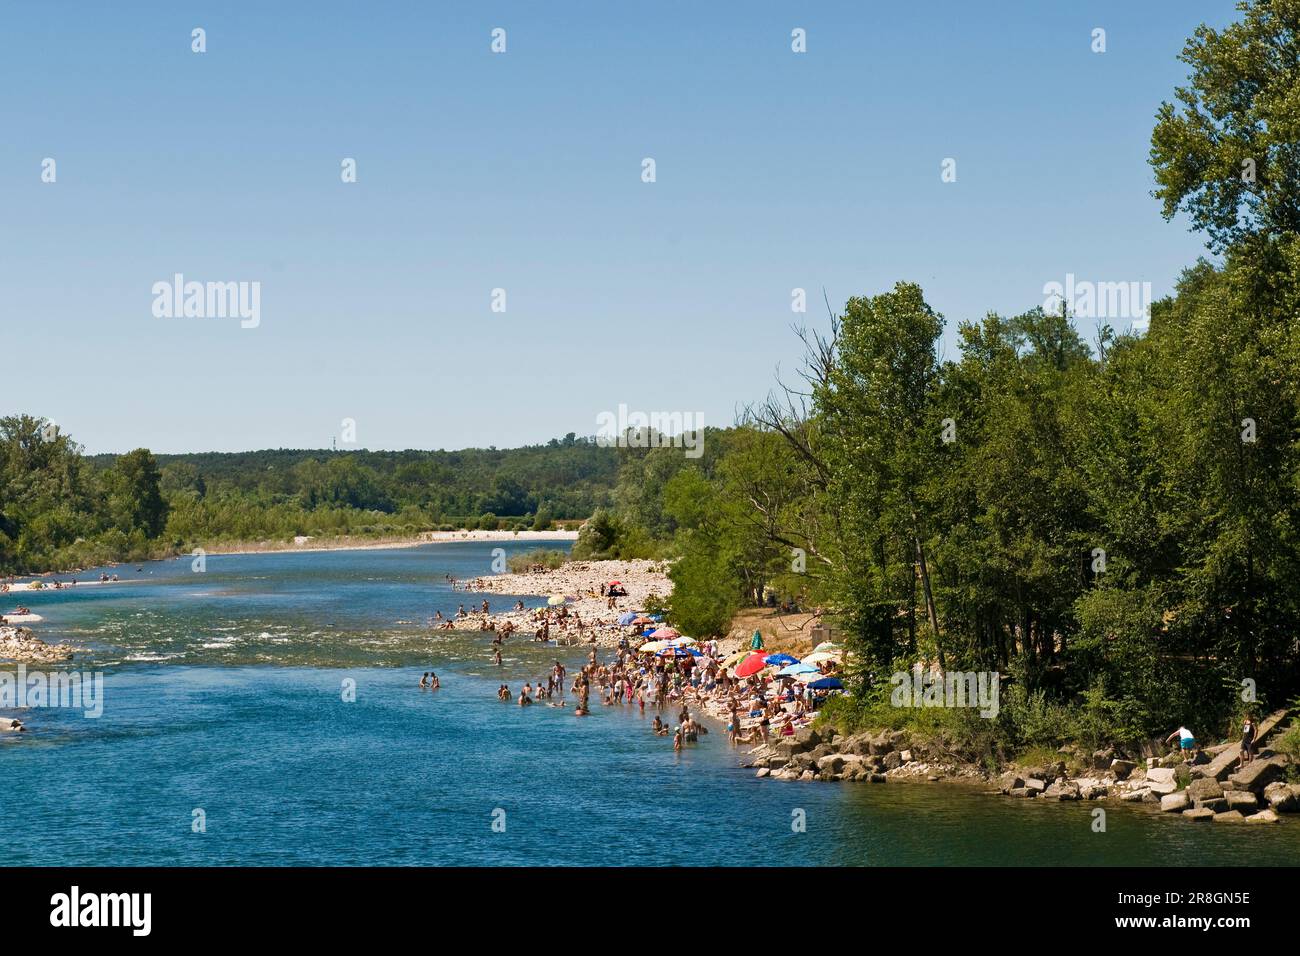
[671,636,697,645]
[722,649,751,668]
[547,594,567,606]
[639,640,671,653]
[803,651,841,664]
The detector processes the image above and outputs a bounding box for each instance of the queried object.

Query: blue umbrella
[617,611,641,625]
[764,653,799,666]
[778,662,819,677]
[808,677,844,691]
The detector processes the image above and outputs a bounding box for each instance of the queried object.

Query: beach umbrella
[629,615,656,625]
[808,677,844,691]
[735,651,770,678]
[721,649,752,668]
[670,636,697,645]
[648,627,680,640]
[750,630,764,650]
[763,653,799,666]
[547,594,567,606]
[813,641,842,654]
[802,651,840,664]
[778,662,819,677]
[617,611,641,625]
[608,581,621,587]
[656,646,692,658]
[638,640,671,653]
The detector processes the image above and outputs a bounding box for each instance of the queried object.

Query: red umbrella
[608,581,622,587]
[735,651,770,678]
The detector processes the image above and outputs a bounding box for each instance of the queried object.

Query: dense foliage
[585,1,1300,752]
[0,430,617,573]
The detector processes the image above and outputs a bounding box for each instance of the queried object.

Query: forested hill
[83,437,618,520]
[1,421,618,574]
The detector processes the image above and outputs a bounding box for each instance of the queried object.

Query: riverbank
[743,713,1300,826]
[1,529,581,586]
[445,559,679,649]
[210,528,578,556]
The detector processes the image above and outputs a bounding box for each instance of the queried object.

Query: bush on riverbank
[506,549,568,572]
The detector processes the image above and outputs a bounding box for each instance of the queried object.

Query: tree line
[574,1,1300,752]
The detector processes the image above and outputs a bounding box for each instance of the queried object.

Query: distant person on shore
[1239,715,1257,768]
[1165,725,1199,762]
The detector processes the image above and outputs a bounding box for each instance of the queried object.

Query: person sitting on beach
[456,604,466,618]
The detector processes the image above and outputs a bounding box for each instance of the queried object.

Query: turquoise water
[3,543,1298,866]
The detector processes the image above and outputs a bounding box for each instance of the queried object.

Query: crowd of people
[492,629,841,752]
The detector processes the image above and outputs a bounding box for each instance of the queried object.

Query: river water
[3,543,1296,865]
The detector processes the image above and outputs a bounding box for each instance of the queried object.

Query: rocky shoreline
[740,721,1299,825]
[0,625,75,664]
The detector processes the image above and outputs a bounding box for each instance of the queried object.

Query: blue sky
[1,1,1234,454]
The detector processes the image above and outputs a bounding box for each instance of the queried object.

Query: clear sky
[1,1,1234,454]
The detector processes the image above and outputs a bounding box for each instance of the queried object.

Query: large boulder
[1195,798,1229,813]
[1110,759,1137,780]
[1227,757,1289,795]
[1044,781,1082,801]
[841,733,873,757]
[998,773,1025,794]
[1185,778,1224,802]
[1120,788,1151,802]
[1160,792,1190,813]
[882,751,903,771]
[1213,810,1247,823]
[1223,790,1260,813]
[869,733,894,756]
[1263,782,1300,813]
[1182,808,1215,821]
[1146,767,1177,786]
[1025,778,1047,793]
[816,754,846,774]
[1244,809,1279,824]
